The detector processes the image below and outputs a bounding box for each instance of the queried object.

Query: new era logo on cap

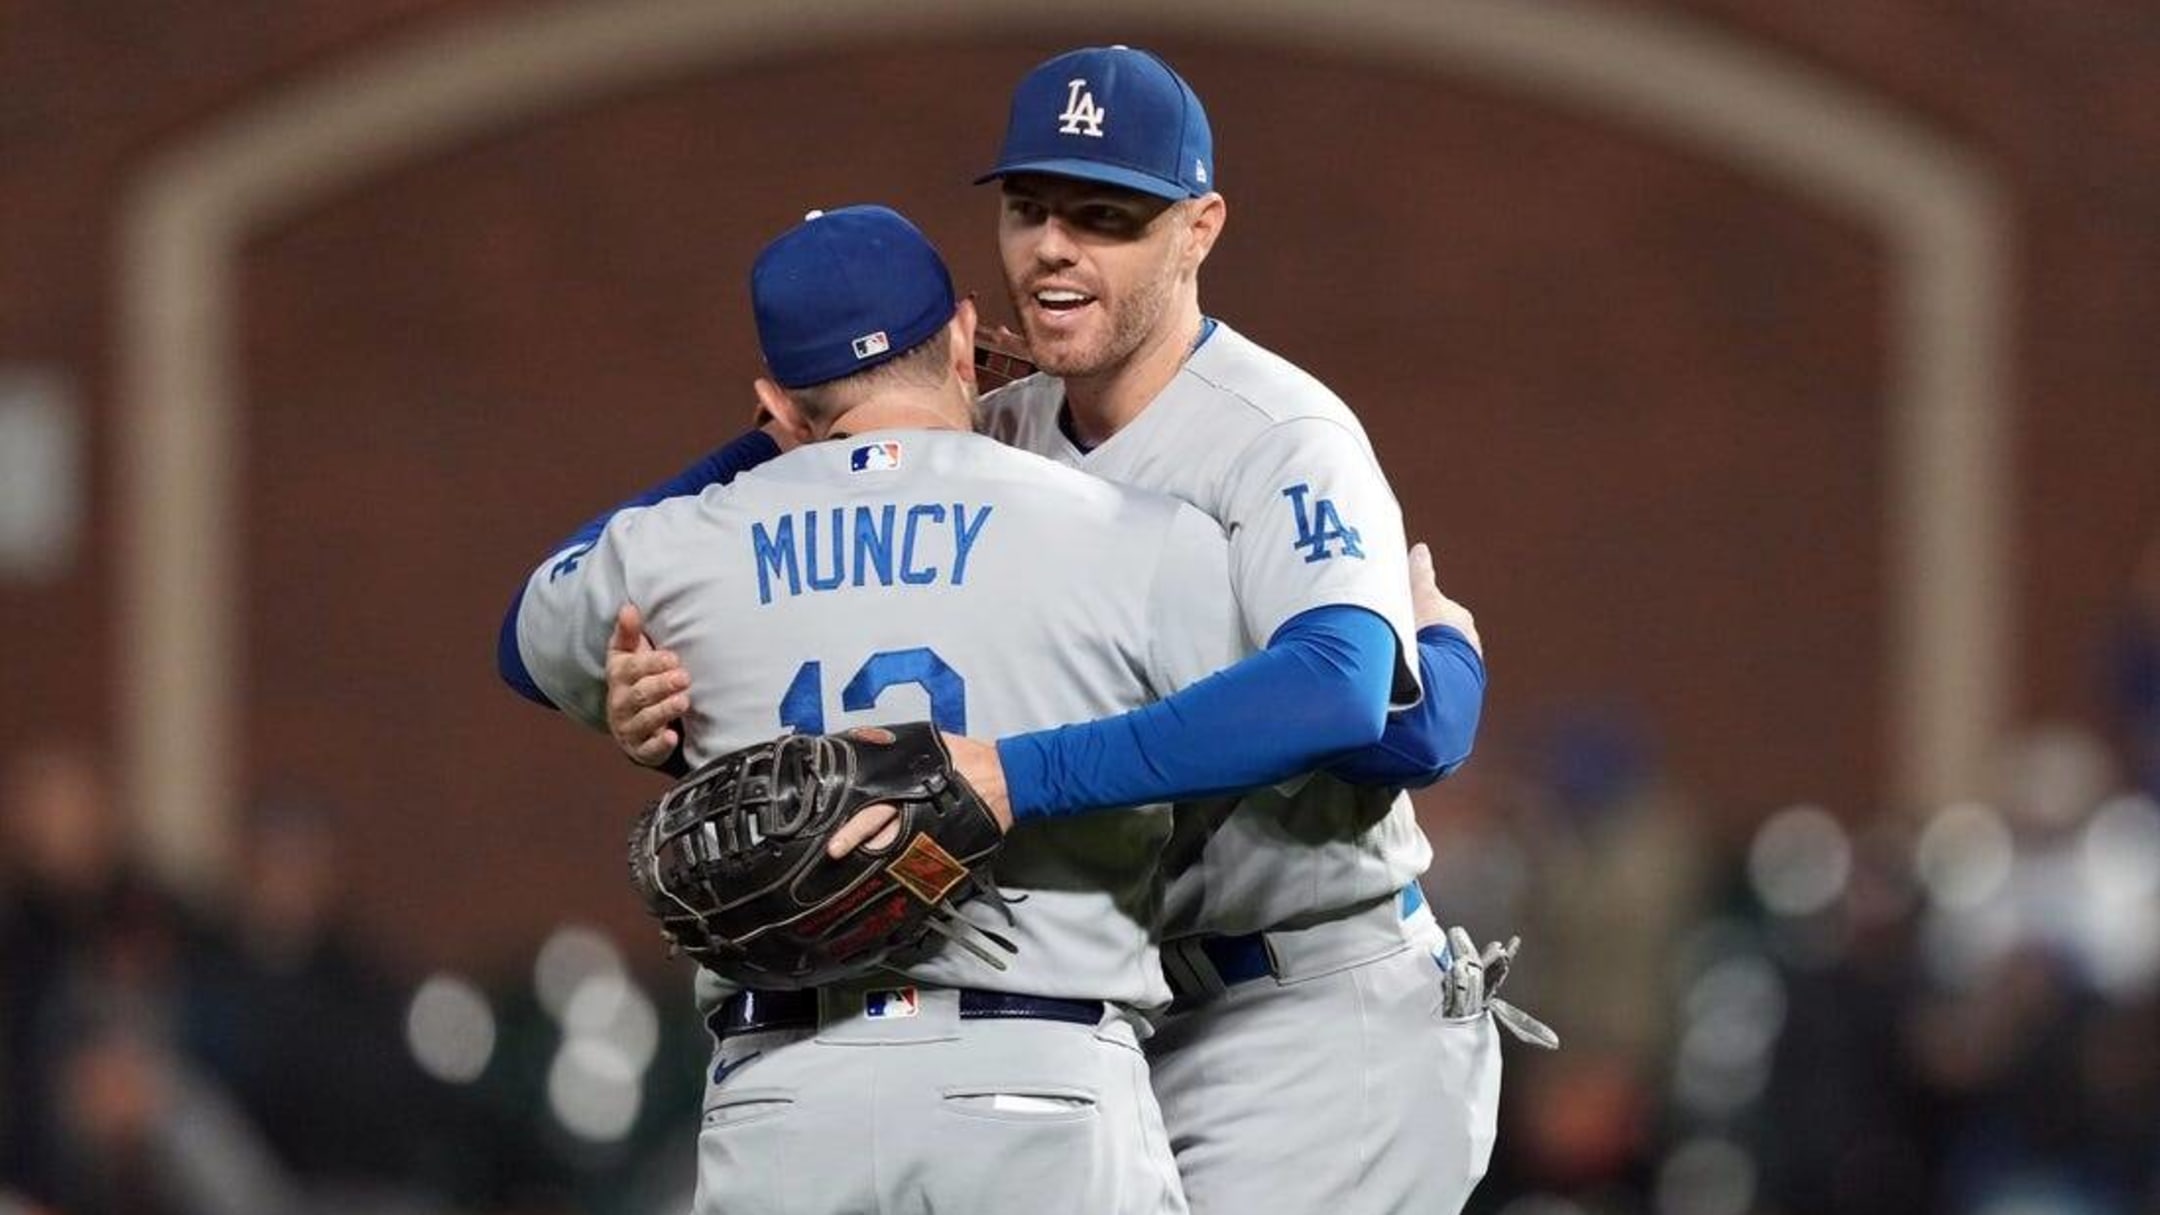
[852,331,890,360]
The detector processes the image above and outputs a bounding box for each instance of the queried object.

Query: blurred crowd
[0,744,707,1215]
[1446,715,2160,1215]
[4,551,2158,1215]
[1446,539,2160,1215]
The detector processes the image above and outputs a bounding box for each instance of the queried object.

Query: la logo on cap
[1057,78,1106,137]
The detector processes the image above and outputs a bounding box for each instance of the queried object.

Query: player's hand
[822,733,1013,860]
[824,802,902,859]
[1409,541,1482,657]
[941,732,1012,829]
[606,603,691,767]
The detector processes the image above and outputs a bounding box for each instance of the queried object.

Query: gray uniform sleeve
[513,507,650,731]
[1218,417,1421,705]
[1142,503,1251,695]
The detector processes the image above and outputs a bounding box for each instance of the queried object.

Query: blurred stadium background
[3,2,2158,1213]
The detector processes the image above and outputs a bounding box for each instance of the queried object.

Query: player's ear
[950,297,980,386]
[1181,193,1227,276]
[753,377,815,441]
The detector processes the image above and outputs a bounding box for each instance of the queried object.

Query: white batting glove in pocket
[1432,927,1560,1050]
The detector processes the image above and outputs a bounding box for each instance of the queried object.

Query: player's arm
[504,502,647,729]
[496,422,793,712]
[1204,418,1489,790]
[938,499,1373,819]
[1326,542,1486,789]
[969,416,1469,819]
[980,605,1395,819]
[980,413,1426,818]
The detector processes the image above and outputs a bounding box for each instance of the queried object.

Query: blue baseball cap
[751,205,957,389]
[976,46,1214,201]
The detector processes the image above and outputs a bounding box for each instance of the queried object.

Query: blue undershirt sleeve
[996,604,1396,820]
[1324,626,1485,789]
[496,428,782,708]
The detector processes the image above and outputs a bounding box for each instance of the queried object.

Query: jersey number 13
[778,647,967,735]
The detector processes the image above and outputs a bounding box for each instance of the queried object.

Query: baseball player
[972,48,1501,1215]
[600,48,1506,1215]
[505,204,1425,1215]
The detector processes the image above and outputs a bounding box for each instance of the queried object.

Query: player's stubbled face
[997,175,1185,379]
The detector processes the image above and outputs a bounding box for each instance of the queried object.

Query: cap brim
[974,158,1198,201]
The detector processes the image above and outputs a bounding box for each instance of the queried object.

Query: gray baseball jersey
[980,321,1435,937]
[515,429,1244,1008]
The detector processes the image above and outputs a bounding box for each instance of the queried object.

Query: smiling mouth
[1033,288,1096,314]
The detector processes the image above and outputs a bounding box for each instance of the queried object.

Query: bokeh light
[1914,801,2015,912]
[2078,793,2160,904]
[1747,804,1851,917]
[405,972,497,1085]
[1674,954,1785,1118]
[1654,1137,1756,1215]
[535,923,625,1021]
[563,971,662,1073]
[547,1037,644,1144]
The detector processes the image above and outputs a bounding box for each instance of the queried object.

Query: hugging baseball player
[524,45,1555,1215]
[510,206,1246,1213]
[969,49,1507,1215]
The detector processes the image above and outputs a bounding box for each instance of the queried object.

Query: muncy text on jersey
[752,503,994,605]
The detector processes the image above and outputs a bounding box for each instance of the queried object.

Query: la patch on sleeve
[1282,483,1364,563]
[547,540,597,582]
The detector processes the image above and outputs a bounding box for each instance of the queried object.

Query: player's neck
[1061,303,1203,447]
[826,389,970,439]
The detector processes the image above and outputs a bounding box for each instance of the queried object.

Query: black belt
[1163,936,1271,1013]
[711,987,1104,1038]
[1165,884,1430,1008]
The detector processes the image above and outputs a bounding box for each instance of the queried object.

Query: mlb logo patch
[864,986,920,1020]
[852,330,891,360]
[849,441,903,473]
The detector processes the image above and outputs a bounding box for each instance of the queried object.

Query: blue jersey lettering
[900,504,947,585]
[951,504,994,585]
[751,503,990,601]
[804,508,847,592]
[752,517,800,604]
[1282,483,1365,563]
[854,504,897,587]
[548,541,595,582]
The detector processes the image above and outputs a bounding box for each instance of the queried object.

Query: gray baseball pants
[694,982,1189,1215]
[1150,896,1503,1215]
